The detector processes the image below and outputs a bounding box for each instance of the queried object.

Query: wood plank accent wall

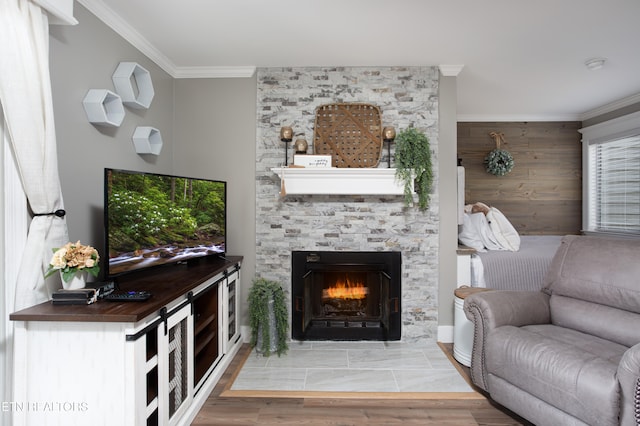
[457,122,582,235]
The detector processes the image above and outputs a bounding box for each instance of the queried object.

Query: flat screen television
[104,168,226,278]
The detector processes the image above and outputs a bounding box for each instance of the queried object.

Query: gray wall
[173,77,257,327]
[49,5,258,329]
[49,5,174,251]
[438,75,459,329]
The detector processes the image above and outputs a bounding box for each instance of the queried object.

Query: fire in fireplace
[291,251,401,341]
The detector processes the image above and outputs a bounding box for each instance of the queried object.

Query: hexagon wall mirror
[132,126,163,155]
[82,89,125,127]
[112,62,155,109]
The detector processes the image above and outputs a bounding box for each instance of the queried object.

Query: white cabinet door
[223,269,240,352]
[157,304,194,426]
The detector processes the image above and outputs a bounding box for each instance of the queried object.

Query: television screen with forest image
[105,168,226,278]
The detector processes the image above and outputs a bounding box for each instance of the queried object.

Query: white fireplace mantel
[272,167,412,195]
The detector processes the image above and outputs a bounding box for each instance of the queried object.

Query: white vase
[61,271,88,290]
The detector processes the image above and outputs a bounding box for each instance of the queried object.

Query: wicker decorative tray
[313,103,383,168]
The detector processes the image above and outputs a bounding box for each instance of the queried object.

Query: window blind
[589,135,640,234]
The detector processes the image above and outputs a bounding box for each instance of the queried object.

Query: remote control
[104,291,152,302]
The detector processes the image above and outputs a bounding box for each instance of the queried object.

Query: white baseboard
[437,325,454,343]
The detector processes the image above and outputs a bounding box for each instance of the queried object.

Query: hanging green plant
[484,132,514,176]
[394,127,433,210]
[248,277,289,356]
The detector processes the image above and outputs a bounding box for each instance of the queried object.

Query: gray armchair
[464,235,640,426]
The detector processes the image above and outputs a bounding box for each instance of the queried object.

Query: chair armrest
[463,291,550,391]
[618,343,640,426]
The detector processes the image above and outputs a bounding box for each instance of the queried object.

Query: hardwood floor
[192,344,533,426]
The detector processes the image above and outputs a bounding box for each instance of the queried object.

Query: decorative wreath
[484,132,514,176]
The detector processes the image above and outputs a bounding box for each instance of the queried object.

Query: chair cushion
[487,324,625,426]
[543,235,640,313]
[551,295,640,347]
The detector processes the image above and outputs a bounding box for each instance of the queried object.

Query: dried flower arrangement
[45,241,100,283]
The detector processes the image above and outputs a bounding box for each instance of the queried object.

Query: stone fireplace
[291,251,401,341]
[255,66,440,342]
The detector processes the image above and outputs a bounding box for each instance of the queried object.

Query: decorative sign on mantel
[293,155,331,168]
[271,167,411,195]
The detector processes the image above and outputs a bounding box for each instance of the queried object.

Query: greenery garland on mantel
[394,127,433,210]
[248,277,289,356]
[484,131,515,176]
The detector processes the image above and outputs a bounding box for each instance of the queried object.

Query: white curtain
[0,0,68,311]
[0,109,26,426]
[0,3,71,423]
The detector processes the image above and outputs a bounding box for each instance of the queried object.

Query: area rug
[220,340,484,399]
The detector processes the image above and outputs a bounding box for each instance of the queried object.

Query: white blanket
[459,212,500,251]
[486,207,520,251]
[458,206,520,252]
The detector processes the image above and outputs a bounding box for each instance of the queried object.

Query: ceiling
[78,0,640,121]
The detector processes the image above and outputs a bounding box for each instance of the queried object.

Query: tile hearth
[229,340,475,393]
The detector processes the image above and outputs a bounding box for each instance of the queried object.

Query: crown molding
[78,0,257,79]
[173,66,257,79]
[438,64,464,77]
[457,113,582,123]
[78,0,177,76]
[579,92,640,121]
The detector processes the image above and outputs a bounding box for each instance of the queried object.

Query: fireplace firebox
[291,251,401,341]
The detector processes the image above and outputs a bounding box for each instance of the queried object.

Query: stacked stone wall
[255,66,440,340]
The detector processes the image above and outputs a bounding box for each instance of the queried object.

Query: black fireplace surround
[291,251,401,341]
